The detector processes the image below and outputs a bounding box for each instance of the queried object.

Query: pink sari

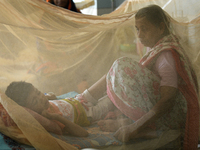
[107,34,199,150]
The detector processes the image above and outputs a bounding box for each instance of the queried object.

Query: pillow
[0,94,76,150]
[0,103,63,145]
[0,103,30,145]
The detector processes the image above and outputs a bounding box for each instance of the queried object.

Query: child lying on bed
[5,81,89,137]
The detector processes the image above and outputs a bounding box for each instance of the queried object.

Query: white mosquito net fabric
[0,0,199,94]
[0,0,199,149]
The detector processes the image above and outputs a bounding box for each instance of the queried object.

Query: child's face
[26,86,50,114]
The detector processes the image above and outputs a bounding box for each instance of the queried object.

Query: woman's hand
[114,124,137,142]
[104,111,117,120]
[104,109,123,120]
[114,123,138,142]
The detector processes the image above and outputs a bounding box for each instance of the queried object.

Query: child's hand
[41,110,59,120]
[45,92,57,100]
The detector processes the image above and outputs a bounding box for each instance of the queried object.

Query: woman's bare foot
[97,118,132,132]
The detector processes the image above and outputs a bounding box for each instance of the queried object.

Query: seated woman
[76,4,199,149]
[5,81,89,137]
[46,0,81,13]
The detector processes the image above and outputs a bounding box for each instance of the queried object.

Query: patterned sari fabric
[107,34,199,149]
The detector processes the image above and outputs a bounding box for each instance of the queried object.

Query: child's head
[5,81,49,114]
[5,81,33,107]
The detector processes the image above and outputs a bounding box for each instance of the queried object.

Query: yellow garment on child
[63,98,90,127]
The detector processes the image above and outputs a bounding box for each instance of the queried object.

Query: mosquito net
[0,0,199,150]
[0,0,199,94]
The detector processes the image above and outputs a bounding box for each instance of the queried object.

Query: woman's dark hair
[5,81,34,106]
[135,5,170,33]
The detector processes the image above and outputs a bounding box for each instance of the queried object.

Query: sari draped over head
[46,0,81,13]
[106,34,199,150]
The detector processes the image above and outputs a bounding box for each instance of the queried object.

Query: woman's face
[26,87,50,114]
[53,0,68,7]
[135,17,164,48]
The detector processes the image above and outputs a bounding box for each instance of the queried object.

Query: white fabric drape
[0,0,199,149]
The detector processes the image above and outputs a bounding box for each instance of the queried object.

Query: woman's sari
[106,34,199,149]
[46,0,81,13]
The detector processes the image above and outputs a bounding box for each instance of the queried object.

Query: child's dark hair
[5,81,34,106]
[135,5,170,34]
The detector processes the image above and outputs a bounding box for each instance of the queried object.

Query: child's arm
[25,108,62,135]
[42,110,88,137]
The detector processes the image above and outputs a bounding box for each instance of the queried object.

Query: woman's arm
[134,86,177,129]
[88,75,107,100]
[114,86,177,142]
[42,110,88,137]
